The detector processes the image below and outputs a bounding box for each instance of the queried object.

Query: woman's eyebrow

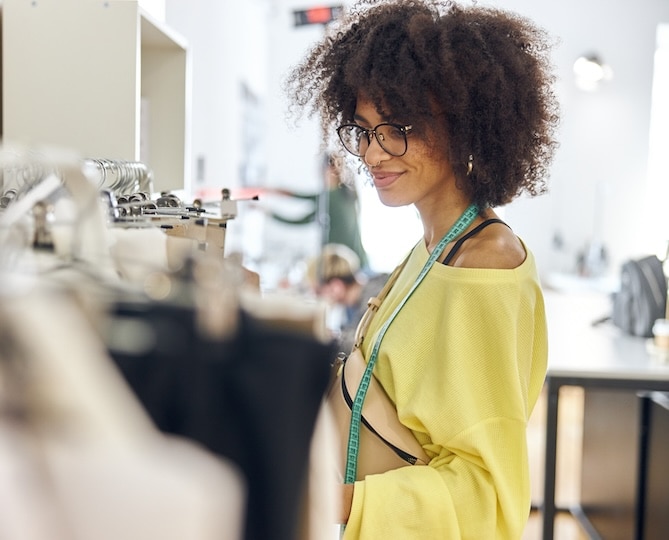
[352,113,370,125]
[354,111,400,125]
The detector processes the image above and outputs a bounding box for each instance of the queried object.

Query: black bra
[442,218,508,266]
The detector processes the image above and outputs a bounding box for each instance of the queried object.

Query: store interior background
[2,3,667,537]
[55,0,669,292]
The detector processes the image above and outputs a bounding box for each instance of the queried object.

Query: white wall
[165,0,669,283]
[165,0,265,193]
[495,0,669,283]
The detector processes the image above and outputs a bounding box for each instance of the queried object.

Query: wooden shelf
[1,0,189,193]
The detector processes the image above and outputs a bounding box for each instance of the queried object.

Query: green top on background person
[267,153,369,269]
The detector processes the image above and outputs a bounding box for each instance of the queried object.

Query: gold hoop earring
[466,155,474,176]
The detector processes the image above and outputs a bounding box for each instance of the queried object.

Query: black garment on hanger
[108,299,336,540]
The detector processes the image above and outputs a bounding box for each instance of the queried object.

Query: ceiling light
[573,54,613,91]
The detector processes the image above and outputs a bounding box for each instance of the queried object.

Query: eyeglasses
[336,123,413,158]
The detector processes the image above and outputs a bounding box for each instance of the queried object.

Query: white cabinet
[2,0,189,193]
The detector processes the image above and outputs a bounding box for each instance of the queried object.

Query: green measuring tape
[343,203,479,484]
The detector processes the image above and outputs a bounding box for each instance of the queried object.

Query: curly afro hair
[285,0,560,208]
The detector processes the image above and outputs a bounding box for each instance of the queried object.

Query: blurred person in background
[266,153,370,270]
[307,243,388,352]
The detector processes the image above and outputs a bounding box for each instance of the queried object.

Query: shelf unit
[1,0,189,193]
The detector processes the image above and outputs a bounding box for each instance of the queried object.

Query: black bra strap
[442,218,508,266]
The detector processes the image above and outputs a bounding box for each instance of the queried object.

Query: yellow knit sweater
[344,239,547,539]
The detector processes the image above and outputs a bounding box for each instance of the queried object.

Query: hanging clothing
[0,286,244,540]
[108,299,337,540]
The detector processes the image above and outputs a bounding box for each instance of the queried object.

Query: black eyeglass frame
[336,122,413,158]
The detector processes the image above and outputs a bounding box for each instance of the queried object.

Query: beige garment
[0,286,245,540]
[298,401,340,540]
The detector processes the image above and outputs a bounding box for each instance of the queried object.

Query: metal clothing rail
[84,158,154,196]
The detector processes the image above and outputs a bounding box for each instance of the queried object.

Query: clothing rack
[0,146,338,540]
[0,149,241,277]
[105,189,235,257]
[0,147,58,207]
[84,158,154,196]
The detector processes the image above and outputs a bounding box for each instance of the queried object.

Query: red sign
[293,5,343,27]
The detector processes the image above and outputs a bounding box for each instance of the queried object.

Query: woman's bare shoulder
[453,222,526,269]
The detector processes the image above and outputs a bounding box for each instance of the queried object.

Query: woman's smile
[371,170,403,189]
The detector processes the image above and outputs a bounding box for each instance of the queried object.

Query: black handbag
[612,255,667,337]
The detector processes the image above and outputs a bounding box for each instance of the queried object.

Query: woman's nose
[364,133,388,166]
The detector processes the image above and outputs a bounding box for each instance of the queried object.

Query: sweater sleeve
[344,249,547,539]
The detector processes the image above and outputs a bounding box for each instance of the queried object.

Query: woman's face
[353,96,456,211]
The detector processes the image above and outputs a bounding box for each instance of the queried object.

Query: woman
[286,0,559,538]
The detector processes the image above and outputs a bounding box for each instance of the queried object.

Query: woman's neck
[419,197,480,253]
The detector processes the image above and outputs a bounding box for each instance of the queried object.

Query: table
[540,291,669,540]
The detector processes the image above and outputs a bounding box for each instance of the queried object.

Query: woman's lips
[372,171,402,189]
